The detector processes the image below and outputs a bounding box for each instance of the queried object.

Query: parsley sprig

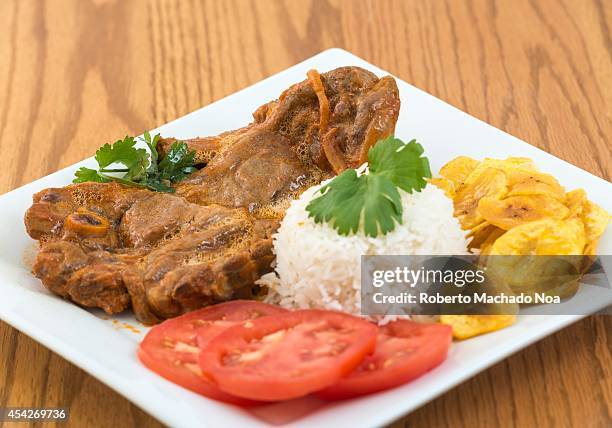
[306,137,431,237]
[73,132,197,192]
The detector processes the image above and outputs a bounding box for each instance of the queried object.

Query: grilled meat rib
[24,66,400,324]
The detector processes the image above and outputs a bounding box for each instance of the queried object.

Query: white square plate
[0,49,610,428]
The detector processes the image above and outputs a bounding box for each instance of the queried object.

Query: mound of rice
[258,182,469,315]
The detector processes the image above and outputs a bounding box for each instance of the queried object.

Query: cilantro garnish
[305,137,431,237]
[73,131,197,192]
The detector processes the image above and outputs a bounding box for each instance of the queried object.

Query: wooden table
[1,1,610,427]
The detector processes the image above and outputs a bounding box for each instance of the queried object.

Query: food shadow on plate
[247,396,326,425]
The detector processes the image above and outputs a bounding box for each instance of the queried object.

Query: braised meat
[28,184,277,324]
[24,66,400,323]
[166,66,400,213]
[175,130,312,215]
[26,183,278,323]
[160,67,400,173]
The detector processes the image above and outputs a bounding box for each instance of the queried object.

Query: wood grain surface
[0,0,610,427]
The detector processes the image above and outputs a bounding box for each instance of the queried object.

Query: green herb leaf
[159,142,197,182]
[306,136,430,237]
[72,133,196,192]
[306,169,362,233]
[368,136,431,193]
[142,131,161,174]
[306,170,402,237]
[95,136,149,171]
[73,167,111,184]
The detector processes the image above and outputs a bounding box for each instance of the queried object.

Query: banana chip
[429,177,455,198]
[463,157,535,187]
[580,201,604,268]
[454,168,508,229]
[436,155,608,256]
[582,200,610,243]
[440,315,516,340]
[479,227,506,255]
[478,195,569,230]
[467,222,503,252]
[468,220,491,237]
[434,155,610,339]
[539,218,586,255]
[495,157,536,169]
[565,189,587,217]
[489,218,585,256]
[506,169,565,200]
[433,156,609,339]
[583,239,599,256]
[439,156,479,187]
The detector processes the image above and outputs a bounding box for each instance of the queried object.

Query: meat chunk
[24,66,400,323]
[119,193,200,248]
[25,183,149,241]
[171,67,399,214]
[175,130,313,213]
[27,184,278,322]
[166,67,400,184]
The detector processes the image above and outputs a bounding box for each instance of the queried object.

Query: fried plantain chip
[429,177,456,198]
[479,227,507,255]
[454,168,508,229]
[439,156,480,188]
[583,239,599,256]
[436,156,607,259]
[581,199,610,243]
[467,222,502,252]
[478,195,569,230]
[496,157,537,169]
[538,218,586,255]
[468,220,491,237]
[565,189,587,217]
[440,315,516,340]
[463,157,535,187]
[506,169,565,200]
[433,156,607,338]
[490,218,585,255]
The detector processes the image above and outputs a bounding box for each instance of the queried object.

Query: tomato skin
[199,310,378,402]
[138,300,287,405]
[137,346,251,405]
[316,320,452,400]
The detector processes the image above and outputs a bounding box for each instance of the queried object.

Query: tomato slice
[138,300,287,405]
[199,309,377,401]
[316,320,452,400]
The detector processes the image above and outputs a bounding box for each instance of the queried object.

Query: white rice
[257,182,469,317]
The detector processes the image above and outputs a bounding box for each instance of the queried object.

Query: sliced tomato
[138,300,287,405]
[199,309,377,401]
[316,320,452,400]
